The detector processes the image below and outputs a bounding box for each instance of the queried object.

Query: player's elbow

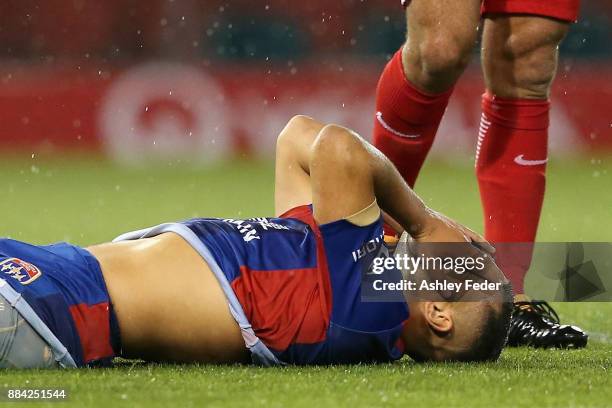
[311,124,369,170]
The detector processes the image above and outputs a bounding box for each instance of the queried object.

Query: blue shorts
[0,239,120,367]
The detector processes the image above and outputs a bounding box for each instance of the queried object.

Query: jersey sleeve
[318,214,409,332]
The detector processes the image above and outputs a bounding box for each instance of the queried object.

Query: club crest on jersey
[0,258,42,285]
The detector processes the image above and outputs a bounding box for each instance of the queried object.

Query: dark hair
[451,281,514,362]
[404,281,514,363]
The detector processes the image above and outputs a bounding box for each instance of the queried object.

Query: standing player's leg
[477,10,587,348]
[373,0,481,188]
[478,15,568,294]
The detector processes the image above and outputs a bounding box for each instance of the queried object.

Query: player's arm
[275,116,422,229]
[275,115,400,227]
[274,115,324,216]
[308,124,493,248]
[307,123,425,232]
[273,116,491,247]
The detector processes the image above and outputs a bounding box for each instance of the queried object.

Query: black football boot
[507,301,588,349]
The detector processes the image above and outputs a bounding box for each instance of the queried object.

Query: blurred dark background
[1,1,609,61]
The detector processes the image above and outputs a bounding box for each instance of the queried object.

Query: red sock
[476,93,550,294]
[373,48,453,188]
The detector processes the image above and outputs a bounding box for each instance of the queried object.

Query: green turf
[0,155,610,407]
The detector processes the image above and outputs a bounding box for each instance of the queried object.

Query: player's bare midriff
[87,233,249,364]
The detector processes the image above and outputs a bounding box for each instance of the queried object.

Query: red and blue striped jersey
[183,205,409,364]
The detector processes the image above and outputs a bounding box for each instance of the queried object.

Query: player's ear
[423,301,453,335]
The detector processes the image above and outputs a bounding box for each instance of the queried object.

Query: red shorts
[481,0,579,22]
[400,0,579,22]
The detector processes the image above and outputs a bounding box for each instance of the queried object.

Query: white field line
[587,331,612,344]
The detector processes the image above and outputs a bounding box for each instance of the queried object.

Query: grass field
[0,155,610,407]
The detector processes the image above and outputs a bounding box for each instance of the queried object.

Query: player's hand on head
[414,209,495,254]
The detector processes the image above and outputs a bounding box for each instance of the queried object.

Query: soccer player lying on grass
[0,115,513,369]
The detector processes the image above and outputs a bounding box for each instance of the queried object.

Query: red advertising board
[0,62,609,161]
